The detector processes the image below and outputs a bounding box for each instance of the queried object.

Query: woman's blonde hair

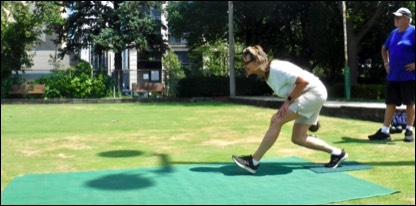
[242,45,270,73]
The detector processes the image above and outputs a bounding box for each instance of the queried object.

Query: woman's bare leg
[252,111,299,161]
[291,123,336,153]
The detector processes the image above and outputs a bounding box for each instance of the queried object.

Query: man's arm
[381,45,390,73]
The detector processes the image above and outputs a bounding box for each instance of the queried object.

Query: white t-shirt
[266,60,323,98]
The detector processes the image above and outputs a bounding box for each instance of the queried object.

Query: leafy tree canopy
[1,1,63,80]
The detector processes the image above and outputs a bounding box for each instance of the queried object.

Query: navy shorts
[385,80,415,106]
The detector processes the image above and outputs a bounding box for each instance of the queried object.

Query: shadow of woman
[189,163,294,176]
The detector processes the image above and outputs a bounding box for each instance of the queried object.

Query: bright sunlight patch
[1,157,396,205]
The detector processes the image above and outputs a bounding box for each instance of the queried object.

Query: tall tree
[167,1,339,75]
[167,1,228,51]
[167,1,413,85]
[55,1,168,93]
[343,1,388,84]
[1,1,63,81]
[162,48,183,96]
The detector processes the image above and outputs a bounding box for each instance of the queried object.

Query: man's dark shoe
[324,149,348,168]
[404,129,414,142]
[232,155,258,174]
[368,129,391,141]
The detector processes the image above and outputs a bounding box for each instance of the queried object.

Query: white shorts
[289,84,327,125]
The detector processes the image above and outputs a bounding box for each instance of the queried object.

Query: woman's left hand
[277,101,290,118]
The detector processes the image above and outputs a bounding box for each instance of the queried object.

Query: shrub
[177,75,272,97]
[36,61,112,98]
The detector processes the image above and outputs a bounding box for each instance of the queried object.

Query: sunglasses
[242,50,256,65]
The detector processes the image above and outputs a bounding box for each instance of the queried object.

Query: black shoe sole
[325,153,349,169]
[232,157,256,174]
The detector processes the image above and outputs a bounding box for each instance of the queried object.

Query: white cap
[393,7,412,18]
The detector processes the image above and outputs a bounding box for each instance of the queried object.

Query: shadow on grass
[98,150,144,158]
[357,161,415,167]
[334,136,399,145]
[153,153,174,174]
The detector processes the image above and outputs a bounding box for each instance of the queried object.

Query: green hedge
[327,83,384,100]
[177,76,272,97]
[178,76,384,100]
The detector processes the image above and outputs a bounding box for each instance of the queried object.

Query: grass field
[1,102,414,205]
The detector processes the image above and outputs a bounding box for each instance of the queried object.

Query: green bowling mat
[1,156,396,205]
[302,161,373,173]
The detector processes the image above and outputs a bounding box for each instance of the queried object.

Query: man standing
[368,7,415,142]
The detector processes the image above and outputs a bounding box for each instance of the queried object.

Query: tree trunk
[113,1,123,94]
[348,36,359,85]
[114,51,122,94]
[344,1,387,85]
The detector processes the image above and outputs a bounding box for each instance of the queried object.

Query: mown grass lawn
[1,102,414,205]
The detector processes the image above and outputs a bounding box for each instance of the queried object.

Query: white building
[25,2,191,95]
[10,2,76,81]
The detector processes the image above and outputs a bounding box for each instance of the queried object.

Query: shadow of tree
[85,173,153,190]
[98,150,144,158]
[357,161,415,167]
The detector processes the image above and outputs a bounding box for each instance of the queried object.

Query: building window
[151,70,160,82]
[143,73,149,80]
